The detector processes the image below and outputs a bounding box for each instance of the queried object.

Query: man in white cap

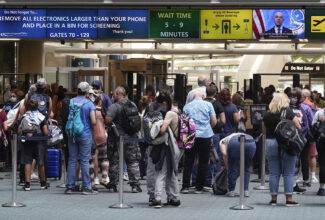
[65,82,97,195]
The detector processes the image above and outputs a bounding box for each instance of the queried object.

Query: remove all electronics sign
[149,9,200,39]
[200,10,252,39]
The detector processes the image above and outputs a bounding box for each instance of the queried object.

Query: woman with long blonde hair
[263,92,302,206]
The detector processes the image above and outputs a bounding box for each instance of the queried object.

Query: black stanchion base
[2,202,26,207]
[230,204,254,210]
[109,203,133,209]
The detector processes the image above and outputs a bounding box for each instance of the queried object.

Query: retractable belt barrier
[230,135,254,210]
[2,133,26,208]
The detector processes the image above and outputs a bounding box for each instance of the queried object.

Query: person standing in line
[185,76,210,104]
[263,93,301,206]
[105,86,142,193]
[181,91,217,194]
[65,82,97,195]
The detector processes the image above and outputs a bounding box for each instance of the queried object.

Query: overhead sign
[97,10,148,39]
[305,9,325,39]
[46,9,98,39]
[200,10,252,39]
[149,9,200,39]
[0,9,46,38]
[253,9,305,39]
[282,63,324,74]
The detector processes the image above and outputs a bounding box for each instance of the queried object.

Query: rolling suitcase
[47,149,62,180]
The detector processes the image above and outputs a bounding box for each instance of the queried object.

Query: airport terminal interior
[1,1,325,220]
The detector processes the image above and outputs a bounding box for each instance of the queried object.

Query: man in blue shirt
[65,82,97,195]
[181,91,217,193]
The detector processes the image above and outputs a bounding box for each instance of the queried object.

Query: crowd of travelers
[1,76,325,208]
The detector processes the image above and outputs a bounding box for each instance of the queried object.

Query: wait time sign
[149,10,200,39]
[201,10,252,39]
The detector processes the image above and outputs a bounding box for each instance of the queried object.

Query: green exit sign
[149,9,200,39]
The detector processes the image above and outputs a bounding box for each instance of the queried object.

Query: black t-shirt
[263,108,295,138]
[205,98,224,134]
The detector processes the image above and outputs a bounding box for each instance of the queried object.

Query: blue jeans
[227,135,256,191]
[266,138,297,195]
[67,137,92,190]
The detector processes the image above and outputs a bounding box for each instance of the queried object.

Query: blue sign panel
[46,9,98,39]
[0,9,46,38]
[97,10,148,39]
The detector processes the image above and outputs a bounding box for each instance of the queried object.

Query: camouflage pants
[107,140,141,186]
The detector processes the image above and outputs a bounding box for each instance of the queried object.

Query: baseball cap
[78,82,90,92]
[36,78,47,88]
[91,80,103,89]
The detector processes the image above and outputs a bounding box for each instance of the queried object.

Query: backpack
[175,112,196,149]
[6,100,24,130]
[65,99,90,137]
[20,113,43,137]
[274,109,307,156]
[143,110,163,144]
[30,94,49,117]
[212,169,228,195]
[119,100,141,135]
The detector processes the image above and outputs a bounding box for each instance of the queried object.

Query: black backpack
[274,109,307,156]
[119,100,141,135]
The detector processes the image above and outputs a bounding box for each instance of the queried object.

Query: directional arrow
[233,23,240,30]
[212,24,219,30]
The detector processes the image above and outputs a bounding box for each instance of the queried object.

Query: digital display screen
[253,9,305,39]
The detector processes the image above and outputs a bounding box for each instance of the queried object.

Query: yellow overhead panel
[311,16,325,33]
[201,10,252,39]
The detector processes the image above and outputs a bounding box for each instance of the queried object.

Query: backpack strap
[280,109,287,120]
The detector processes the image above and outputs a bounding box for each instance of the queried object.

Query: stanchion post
[230,135,253,210]
[2,133,26,207]
[57,147,67,188]
[254,134,269,190]
[109,136,132,209]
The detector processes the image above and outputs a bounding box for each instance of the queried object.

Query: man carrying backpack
[105,86,142,193]
[65,82,97,195]
[19,99,49,191]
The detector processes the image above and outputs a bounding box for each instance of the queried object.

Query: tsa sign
[149,9,200,39]
[201,10,252,39]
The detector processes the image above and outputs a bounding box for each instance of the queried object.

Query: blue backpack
[65,99,90,138]
[30,94,49,117]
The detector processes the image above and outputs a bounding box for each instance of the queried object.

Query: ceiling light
[0,38,20,41]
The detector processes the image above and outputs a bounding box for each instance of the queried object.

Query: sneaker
[23,182,30,191]
[285,201,300,207]
[123,172,129,181]
[244,191,249,197]
[103,183,117,192]
[269,200,277,206]
[226,191,235,197]
[303,182,311,187]
[94,177,100,185]
[317,188,325,196]
[31,173,39,180]
[180,187,189,194]
[73,185,81,192]
[105,176,110,183]
[148,198,155,206]
[311,176,319,184]
[65,188,73,194]
[293,185,306,194]
[194,189,203,194]
[92,186,98,192]
[81,188,98,195]
[40,182,48,190]
[152,200,162,208]
[203,186,212,192]
[131,184,142,193]
[164,199,181,207]
[296,175,303,183]
[18,180,25,186]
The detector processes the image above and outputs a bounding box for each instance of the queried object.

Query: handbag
[93,111,108,146]
[48,120,64,146]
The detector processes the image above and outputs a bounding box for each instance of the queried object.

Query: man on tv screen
[264,12,293,39]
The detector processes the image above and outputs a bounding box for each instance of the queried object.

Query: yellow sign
[201,10,252,39]
[311,16,325,33]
